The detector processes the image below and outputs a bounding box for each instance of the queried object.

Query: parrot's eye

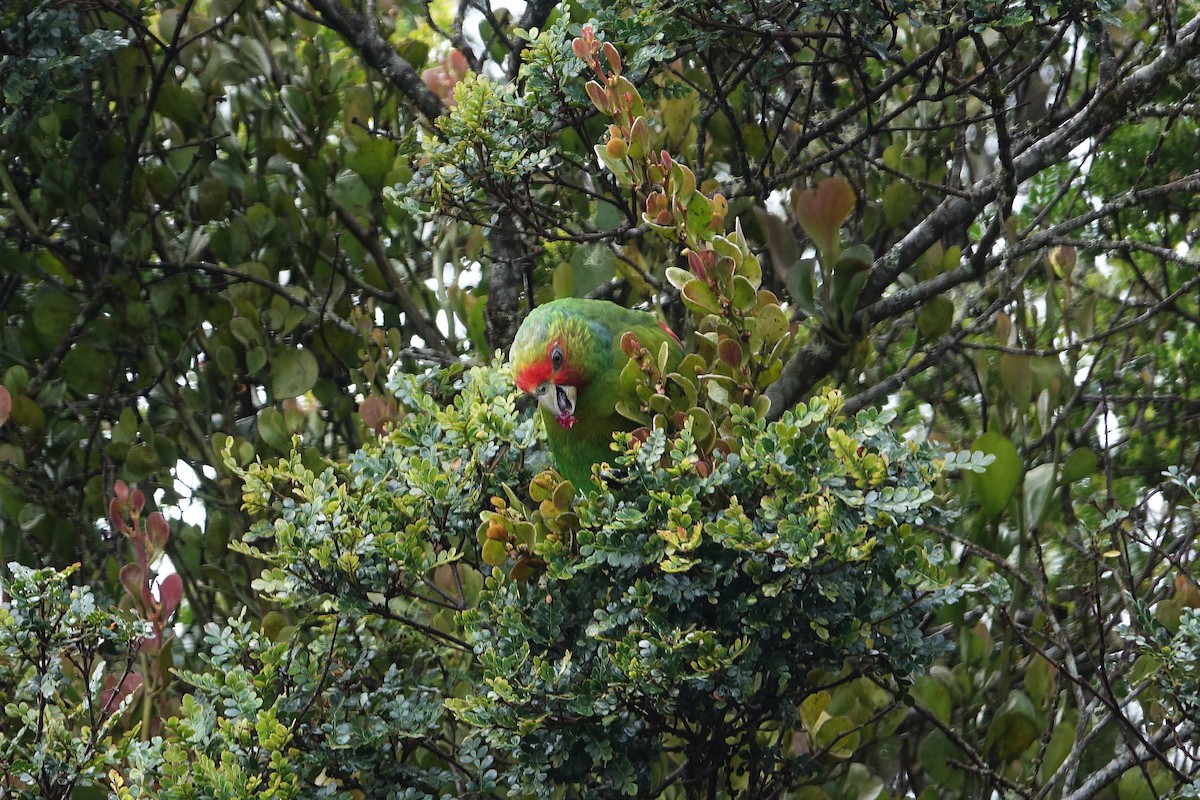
[550,344,564,371]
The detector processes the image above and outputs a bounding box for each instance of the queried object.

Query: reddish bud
[157,573,183,620]
[109,497,127,531]
[656,209,672,226]
[447,49,469,77]
[146,512,170,549]
[629,116,649,155]
[132,489,146,514]
[687,249,715,280]
[114,480,129,504]
[602,42,622,75]
[120,562,145,605]
[571,37,590,63]
[585,81,609,111]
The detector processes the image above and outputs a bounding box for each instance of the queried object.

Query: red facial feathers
[514,358,552,393]
[513,338,584,392]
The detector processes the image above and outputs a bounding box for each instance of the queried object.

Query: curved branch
[305,0,447,124]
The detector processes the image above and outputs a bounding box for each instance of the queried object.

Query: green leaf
[917,296,954,339]
[968,432,1022,517]
[910,674,952,724]
[257,408,290,453]
[919,729,965,790]
[681,279,722,316]
[1117,765,1171,800]
[230,316,260,347]
[1038,713,1077,784]
[345,137,397,191]
[395,39,430,69]
[270,347,319,399]
[594,143,633,186]
[999,354,1033,409]
[1024,654,1057,707]
[800,691,830,732]
[756,303,790,346]
[685,192,713,239]
[481,538,508,566]
[1023,462,1057,528]
[837,764,883,800]
[329,172,372,217]
[32,291,80,340]
[882,180,919,227]
[1062,447,1099,483]
[155,82,202,134]
[62,343,117,394]
[124,442,162,480]
[666,266,693,291]
[814,715,858,758]
[246,346,267,375]
[984,691,1038,760]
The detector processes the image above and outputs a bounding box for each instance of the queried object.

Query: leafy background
[2,0,1200,798]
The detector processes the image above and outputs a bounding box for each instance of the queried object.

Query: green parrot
[509,298,683,491]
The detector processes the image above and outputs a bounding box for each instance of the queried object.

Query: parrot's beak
[534,382,577,427]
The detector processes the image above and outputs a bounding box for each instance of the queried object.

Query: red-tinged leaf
[629,115,648,158]
[681,280,723,316]
[146,512,169,549]
[1049,244,1076,278]
[671,162,696,202]
[359,396,389,434]
[132,488,146,513]
[791,176,856,259]
[602,41,621,75]
[109,497,127,532]
[157,573,183,620]
[753,207,798,280]
[114,479,129,504]
[718,338,743,368]
[0,385,10,427]
[101,672,144,715]
[585,80,609,111]
[687,249,715,280]
[120,562,144,604]
[571,37,590,64]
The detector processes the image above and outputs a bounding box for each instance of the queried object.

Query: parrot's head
[510,303,605,431]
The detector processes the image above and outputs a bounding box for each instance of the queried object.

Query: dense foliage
[3,0,1200,797]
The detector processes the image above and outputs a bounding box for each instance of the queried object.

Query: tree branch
[1060,721,1195,800]
[765,17,1200,418]
[305,0,447,124]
